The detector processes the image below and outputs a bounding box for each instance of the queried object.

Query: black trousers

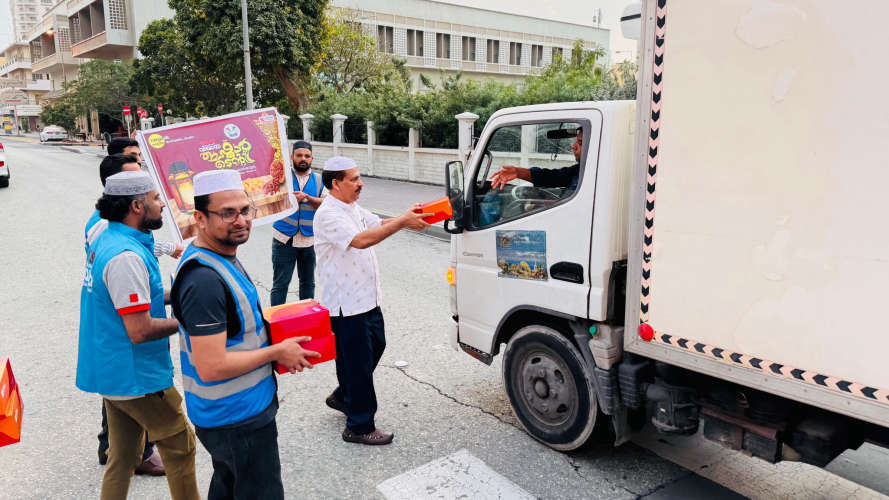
[331,306,386,435]
[194,400,283,500]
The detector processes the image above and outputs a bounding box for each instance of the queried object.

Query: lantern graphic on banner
[168,161,195,212]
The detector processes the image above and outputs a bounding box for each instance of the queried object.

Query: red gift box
[0,358,23,447]
[264,300,335,374]
[414,197,453,224]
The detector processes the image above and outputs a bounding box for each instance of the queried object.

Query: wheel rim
[513,345,579,428]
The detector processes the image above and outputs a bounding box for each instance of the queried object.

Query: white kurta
[313,196,383,317]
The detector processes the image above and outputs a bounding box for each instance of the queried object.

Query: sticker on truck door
[496,230,548,281]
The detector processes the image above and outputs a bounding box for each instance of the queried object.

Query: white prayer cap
[323,156,357,172]
[104,171,155,196]
[193,169,244,197]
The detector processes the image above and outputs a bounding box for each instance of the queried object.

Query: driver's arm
[490,166,532,190]
[528,164,579,188]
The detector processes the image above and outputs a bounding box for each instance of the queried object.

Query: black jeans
[194,399,283,500]
[99,404,153,463]
[331,307,386,435]
[270,239,315,306]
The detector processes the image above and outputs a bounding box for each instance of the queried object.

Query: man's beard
[294,161,311,172]
[141,213,163,231]
[220,226,251,246]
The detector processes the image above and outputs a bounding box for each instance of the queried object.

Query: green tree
[317,9,409,94]
[131,19,244,117]
[39,98,78,131]
[168,0,327,110]
[64,60,135,121]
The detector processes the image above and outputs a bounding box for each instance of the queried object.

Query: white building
[66,0,174,61]
[8,0,56,42]
[331,0,610,89]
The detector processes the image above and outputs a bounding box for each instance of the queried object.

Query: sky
[0,0,637,61]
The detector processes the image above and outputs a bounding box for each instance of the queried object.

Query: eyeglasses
[206,205,257,223]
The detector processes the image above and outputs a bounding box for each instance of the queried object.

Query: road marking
[377,449,535,500]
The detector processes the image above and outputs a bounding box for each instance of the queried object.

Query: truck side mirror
[445,160,465,234]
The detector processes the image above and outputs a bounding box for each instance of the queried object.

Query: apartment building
[9,0,57,42]
[331,0,609,89]
[66,0,173,61]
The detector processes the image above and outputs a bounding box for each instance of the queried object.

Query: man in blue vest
[88,154,184,475]
[270,140,324,305]
[77,171,199,500]
[171,169,320,499]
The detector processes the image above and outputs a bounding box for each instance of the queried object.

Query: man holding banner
[270,140,324,305]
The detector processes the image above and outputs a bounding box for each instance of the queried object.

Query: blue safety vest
[76,222,173,396]
[174,245,276,428]
[272,171,323,237]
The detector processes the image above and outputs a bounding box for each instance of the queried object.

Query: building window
[108,0,128,30]
[509,42,522,65]
[436,33,450,59]
[552,47,563,63]
[486,39,499,63]
[531,44,544,67]
[377,26,393,53]
[461,36,476,62]
[406,29,423,57]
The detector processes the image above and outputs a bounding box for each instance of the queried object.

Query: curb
[370,210,451,242]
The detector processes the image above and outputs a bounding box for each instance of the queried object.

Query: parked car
[0,141,8,188]
[40,126,67,142]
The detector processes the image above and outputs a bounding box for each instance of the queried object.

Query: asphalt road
[0,137,885,499]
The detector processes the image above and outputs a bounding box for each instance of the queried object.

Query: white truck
[442,0,889,467]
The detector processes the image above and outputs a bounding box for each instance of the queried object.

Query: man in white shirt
[313,156,431,445]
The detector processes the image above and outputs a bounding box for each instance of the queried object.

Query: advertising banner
[137,108,294,242]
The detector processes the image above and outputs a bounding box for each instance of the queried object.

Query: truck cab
[445,101,635,449]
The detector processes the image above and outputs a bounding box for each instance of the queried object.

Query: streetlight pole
[240,0,254,110]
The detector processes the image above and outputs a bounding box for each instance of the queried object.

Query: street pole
[240,0,254,111]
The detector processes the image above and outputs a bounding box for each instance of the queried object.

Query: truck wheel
[503,324,599,451]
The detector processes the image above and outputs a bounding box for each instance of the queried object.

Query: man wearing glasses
[171,170,320,499]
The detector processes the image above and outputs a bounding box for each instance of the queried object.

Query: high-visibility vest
[76,222,173,396]
[174,245,275,428]
[272,171,323,237]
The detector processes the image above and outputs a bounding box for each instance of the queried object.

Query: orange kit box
[264,300,335,374]
[0,358,23,447]
[415,197,453,224]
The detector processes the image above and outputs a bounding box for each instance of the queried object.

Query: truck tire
[503,324,600,451]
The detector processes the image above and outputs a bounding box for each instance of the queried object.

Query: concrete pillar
[455,111,479,161]
[366,121,376,176]
[331,113,347,156]
[408,128,420,181]
[299,113,314,142]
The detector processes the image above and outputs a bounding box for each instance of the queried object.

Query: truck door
[456,109,602,353]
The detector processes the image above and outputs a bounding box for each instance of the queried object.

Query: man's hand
[171,243,185,259]
[401,207,433,231]
[293,191,309,203]
[489,165,531,190]
[275,337,321,373]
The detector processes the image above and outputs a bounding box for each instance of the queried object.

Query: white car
[0,141,8,188]
[40,126,67,142]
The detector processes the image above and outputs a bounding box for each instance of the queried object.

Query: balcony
[0,59,32,77]
[25,79,51,92]
[70,30,134,59]
[32,51,78,73]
